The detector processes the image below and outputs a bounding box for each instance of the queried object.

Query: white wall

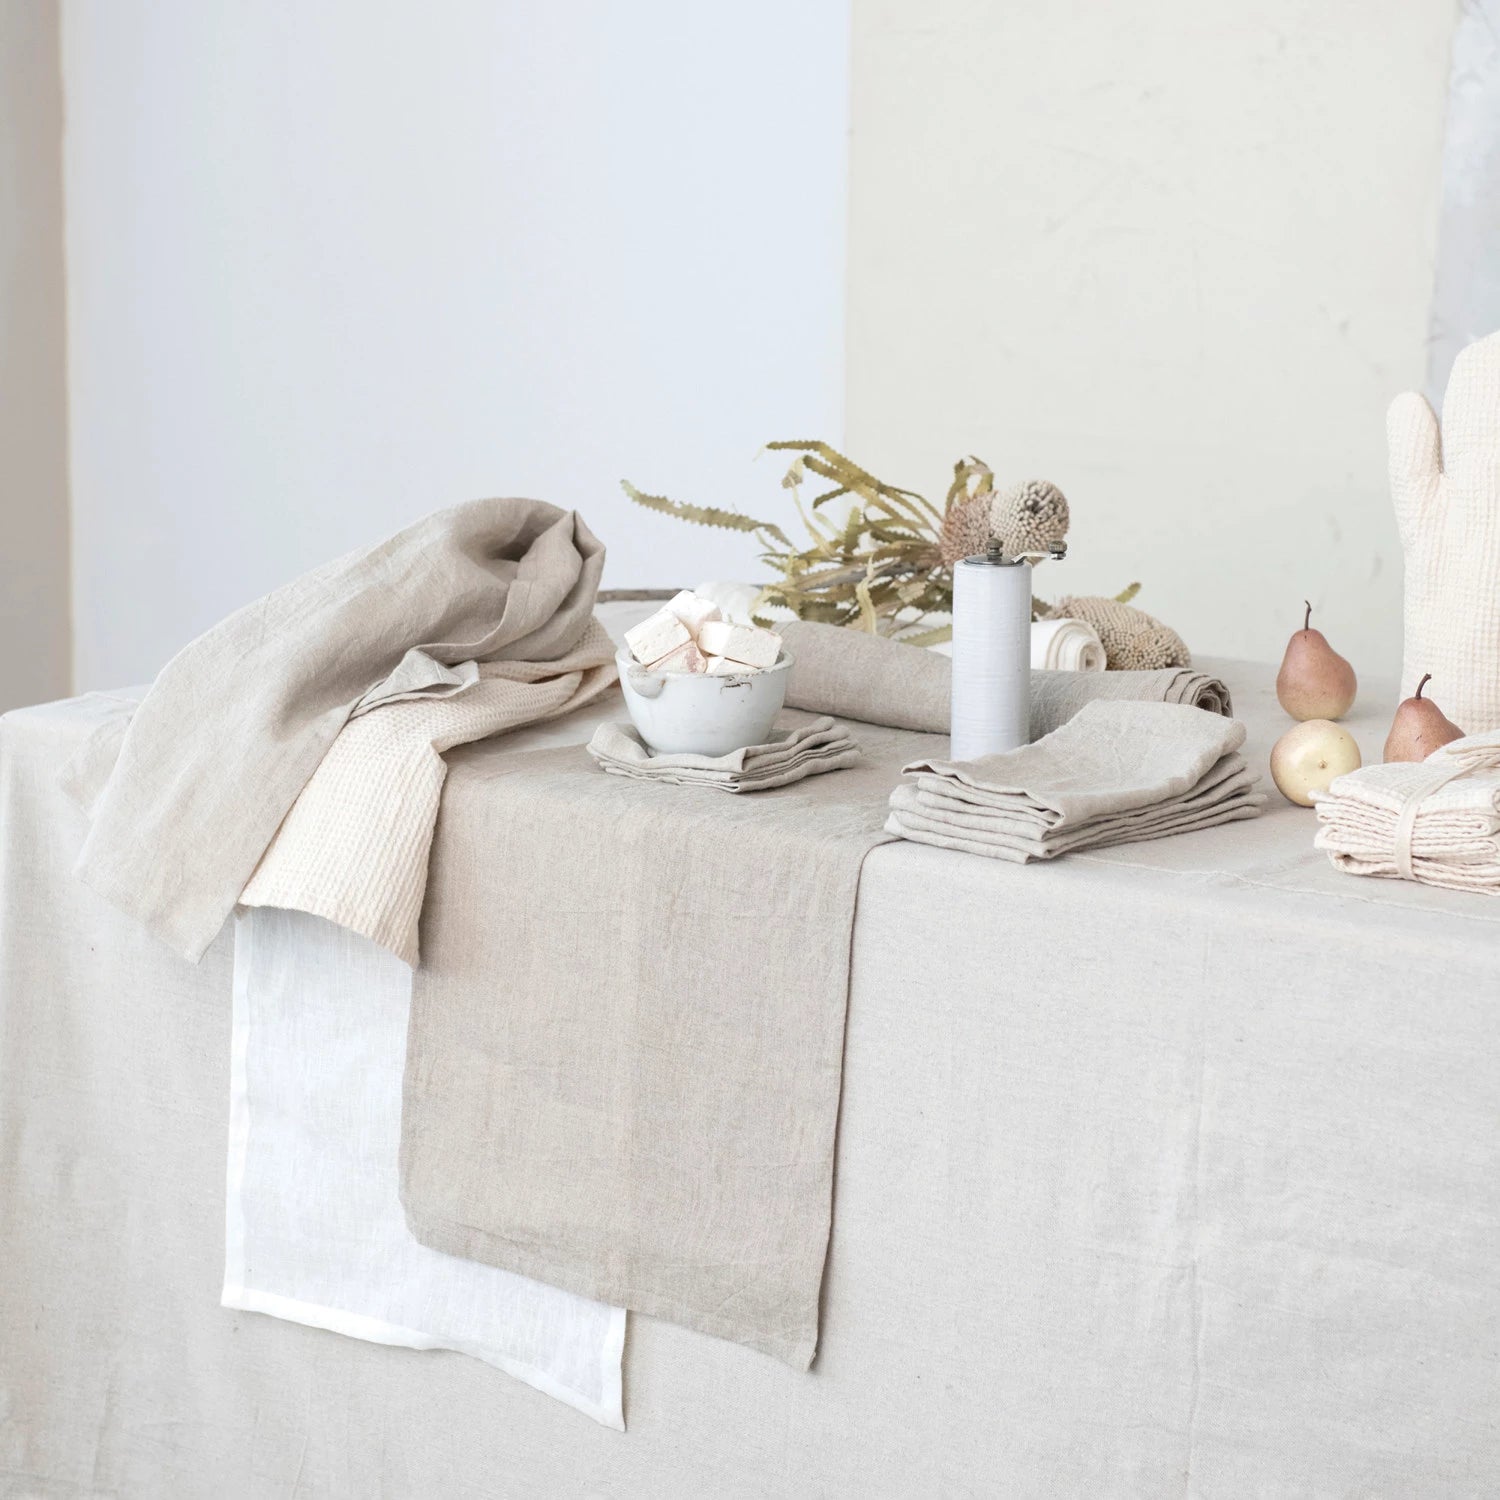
[63,1,849,689]
[1428,0,1500,406]
[0,0,69,711]
[847,0,1454,677]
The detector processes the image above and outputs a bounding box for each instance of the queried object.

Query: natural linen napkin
[584,715,860,791]
[887,700,1262,861]
[778,619,1230,737]
[399,713,948,1370]
[65,498,605,961]
[1313,730,1500,893]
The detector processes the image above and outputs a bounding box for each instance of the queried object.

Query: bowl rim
[615,644,794,680]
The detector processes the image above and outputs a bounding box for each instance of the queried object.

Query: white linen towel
[226,907,626,1428]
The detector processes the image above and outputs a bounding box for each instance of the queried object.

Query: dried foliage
[623,441,1133,645]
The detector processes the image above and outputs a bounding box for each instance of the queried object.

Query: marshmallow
[625,608,691,666]
[665,589,722,637]
[704,654,756,676]
[697,619,780,669]
[647,639,708,673]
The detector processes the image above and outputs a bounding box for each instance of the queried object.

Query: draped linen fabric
[67,498,604,960]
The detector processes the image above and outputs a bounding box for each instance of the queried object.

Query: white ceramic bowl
[615,646,792,756]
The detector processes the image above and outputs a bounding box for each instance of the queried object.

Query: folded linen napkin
[1313,729,1500,893]
[65,497,607,961]
[1029,616,1106,672]
[886,700,1263,861]
[586,716,860,791]
[778,619,1230,737]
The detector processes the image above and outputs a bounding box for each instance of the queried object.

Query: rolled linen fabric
[778,619,1231,739]
[1030,617,1106,672]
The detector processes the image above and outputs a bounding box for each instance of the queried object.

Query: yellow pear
[1276,602,1357,720]
[1270,719,1361,806]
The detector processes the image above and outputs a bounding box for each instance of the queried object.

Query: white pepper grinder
[950,539,1066,760]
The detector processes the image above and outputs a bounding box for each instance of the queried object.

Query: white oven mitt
[1389,329,1500,735]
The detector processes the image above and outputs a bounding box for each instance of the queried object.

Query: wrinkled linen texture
[400,714,947,1369]
[888,701,1264,860]
[778,618,1230,736]
[226,906,625,1427]
[66,496,607,960]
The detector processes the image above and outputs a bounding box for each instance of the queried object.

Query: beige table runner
[400,713,947,1369]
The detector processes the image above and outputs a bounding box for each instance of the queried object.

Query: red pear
[1383,673,1464,763]
[1276,601,1357,721]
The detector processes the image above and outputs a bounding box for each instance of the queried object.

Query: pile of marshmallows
[623,590,782,676]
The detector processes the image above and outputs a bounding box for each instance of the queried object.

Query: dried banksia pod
[1046,594,1191,671]
[990,480,1069,559]
[938,493,995,566]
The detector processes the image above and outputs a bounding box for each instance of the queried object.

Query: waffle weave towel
[1314,730,1500,894]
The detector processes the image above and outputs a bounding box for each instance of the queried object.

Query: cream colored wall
[0,0,69,711]
[847,1,1455,677]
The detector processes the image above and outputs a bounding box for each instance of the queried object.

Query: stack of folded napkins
[886,699,1263,860]
[1313,730,1500,893]
[587,716,860,792]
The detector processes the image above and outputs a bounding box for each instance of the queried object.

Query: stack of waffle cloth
[887,699,1263,861]
[1313,729,1500,893]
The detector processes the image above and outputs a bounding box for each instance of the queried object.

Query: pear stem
[1303,600,1312,632]
[1416,672,1431,700]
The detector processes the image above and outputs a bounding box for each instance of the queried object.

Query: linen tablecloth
[3,658,1499,1498]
